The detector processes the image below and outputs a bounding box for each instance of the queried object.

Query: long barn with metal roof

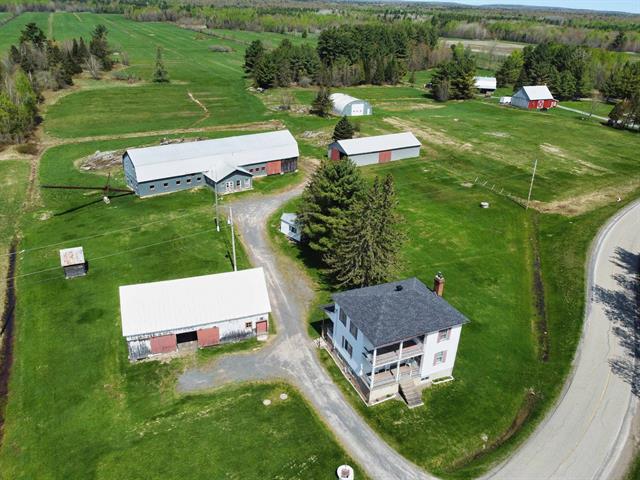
[122,130,299,197]
[328,132,421,166]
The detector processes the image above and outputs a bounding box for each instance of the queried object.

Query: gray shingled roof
[332,277,469,347]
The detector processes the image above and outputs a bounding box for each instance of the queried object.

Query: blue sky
[417,1,639,14]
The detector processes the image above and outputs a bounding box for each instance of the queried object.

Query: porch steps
[399,379,423,408]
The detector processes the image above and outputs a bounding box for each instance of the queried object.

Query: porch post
[370,348,377,390]
[396,341,404,382]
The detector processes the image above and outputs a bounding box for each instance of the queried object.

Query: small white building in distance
[59,247,87,279]
[280,212,301,242]
[330,93,372,117]
[119,267,272,361]
[474,76,497,94]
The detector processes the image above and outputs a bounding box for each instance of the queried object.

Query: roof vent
[395,285,403,292]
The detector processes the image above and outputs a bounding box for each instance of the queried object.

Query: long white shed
[328,132,421,166]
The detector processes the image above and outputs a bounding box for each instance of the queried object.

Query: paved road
[178,185,434,480]
[486,201,640,480]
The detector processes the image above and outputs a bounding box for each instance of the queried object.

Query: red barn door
[150,334,177,354]
[330,148,341,161]
[266,160,282,175]
[197,326,220,347]
[378,151,391,163]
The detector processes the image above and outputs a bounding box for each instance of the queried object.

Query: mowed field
[0,10,639,480]
[0,13,362,480]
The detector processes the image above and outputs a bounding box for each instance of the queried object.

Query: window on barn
[244,179,250,187]
[176,180,181,185]
[349,322,358,340]
[149,185,155,190]
[163,182,169,188]
[196,176,202,181]
[289,225,297,234]
[245,321,252,329]
[236,180,241,187]
[339,308,347,326]
[186,178,192,184]
[261,167,266,171]
[437,328,451,342]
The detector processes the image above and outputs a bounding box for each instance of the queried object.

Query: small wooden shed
[59,247,87,279]
[280,213,301,242]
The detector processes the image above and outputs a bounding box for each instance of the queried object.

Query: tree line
[244,22,439,89]
[1,22,113,144]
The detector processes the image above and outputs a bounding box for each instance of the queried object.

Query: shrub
[16,143,38,155]
[209,45,233,53]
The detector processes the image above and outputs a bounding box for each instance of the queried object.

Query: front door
[225,181,234,192]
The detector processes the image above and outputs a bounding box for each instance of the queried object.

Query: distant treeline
[244,22,441,88]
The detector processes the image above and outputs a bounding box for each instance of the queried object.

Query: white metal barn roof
[474,76,497,90]
[59,247,85,267]
[330,93,365,112]
[335,132,421,156]
[119,267,272,338]
[517,86,555,101]
[125,130,299,182]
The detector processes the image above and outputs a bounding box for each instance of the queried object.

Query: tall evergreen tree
[244,39,264,73]
[89,24,112,70]
[332,116,354,141]
[152,47,170,83]
[253,55,276,89]
[297,158,366,258]
[311,86,332,117]
[325,175,403,289]
[19,23,46,47]
[496,50,523,87]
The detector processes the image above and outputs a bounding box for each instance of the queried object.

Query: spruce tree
[152,47,170,83]
[311,86,332,117]
[325,175,403,289]
[332,116,354,141]
[253,56,276,89]
[297,158,366,258]
[77,37,89,62]
[244,39,264,73]
[89,24,112,70]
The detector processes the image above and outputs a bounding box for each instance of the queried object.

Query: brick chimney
[434,272,445,296]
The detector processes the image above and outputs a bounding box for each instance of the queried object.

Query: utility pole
[229,207,237,271]
[214,184,220,232]
[526,158,538,210]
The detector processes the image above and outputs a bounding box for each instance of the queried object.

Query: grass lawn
[0,12,361,478]
[560,99,615,118]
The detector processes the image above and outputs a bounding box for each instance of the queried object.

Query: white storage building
[120,267,272,361]
[330,93,372,117]
[328,132,421,166]
[474,76,497,93]
[280,212,301,242]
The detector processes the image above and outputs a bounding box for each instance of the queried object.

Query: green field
[1,10,640,480]
[0,13,361,479]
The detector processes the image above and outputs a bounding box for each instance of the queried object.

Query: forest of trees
[1,22,112,144]
[244,22,439,88]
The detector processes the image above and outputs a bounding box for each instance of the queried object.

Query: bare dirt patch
[483,131,510,138]
[383,117,474,152]
[539,143,611,175]
[300,129,333,148]
[377,102,445,112]
[527,180,640,216]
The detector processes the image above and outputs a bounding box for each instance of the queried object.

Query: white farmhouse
[280,212,301,242]
[323,274,468,407]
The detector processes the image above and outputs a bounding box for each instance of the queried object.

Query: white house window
[433,350,447,365]
[342,337,353,358]
[437,328,451,342]
[339,308,347,326]
[349,322,358,340]
[236,180,241,187]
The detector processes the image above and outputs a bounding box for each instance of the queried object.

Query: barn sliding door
[378,151,391,163]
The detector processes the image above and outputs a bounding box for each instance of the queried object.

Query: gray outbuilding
[122,130,299,197]
[328,132,421,166]
[330,93,372,117]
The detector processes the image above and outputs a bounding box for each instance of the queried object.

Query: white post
[229,207,237,271]
[370,348,377,390]
[396,341,404,382]
[526,158,538,210]
[214,184,220,232]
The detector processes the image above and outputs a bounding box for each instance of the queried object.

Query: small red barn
[511,86,557,110]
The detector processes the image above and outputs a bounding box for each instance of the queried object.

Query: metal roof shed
[330,93,372,117]
[328,132,421,167]
[59,247,87,279]
[474,76,497,92]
